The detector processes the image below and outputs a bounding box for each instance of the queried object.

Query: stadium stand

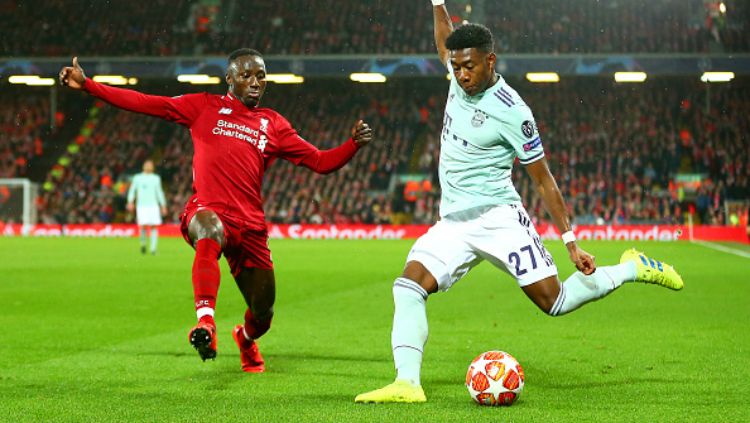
[17,77,747,226]
[2,0,747,55]
[0,88,51,179]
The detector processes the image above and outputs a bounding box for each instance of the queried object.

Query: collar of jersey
[458,73,503,103]
[224,91,255,111]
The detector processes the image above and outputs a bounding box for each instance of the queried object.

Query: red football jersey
[84,79,360,229]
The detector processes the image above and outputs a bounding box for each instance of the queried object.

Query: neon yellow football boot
[355,379,427,403]
[620,248,684,290]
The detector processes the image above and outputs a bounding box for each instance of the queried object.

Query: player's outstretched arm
[291,119,373,174]
[59,57,204,126]
[524,158,596,275]
[431,0,454,66]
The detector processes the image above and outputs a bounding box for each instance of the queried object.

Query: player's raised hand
[59,56,86,89]
[567,243,596,275]
[351,119,373,146]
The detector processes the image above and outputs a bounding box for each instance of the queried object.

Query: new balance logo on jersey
[218,107,233,115]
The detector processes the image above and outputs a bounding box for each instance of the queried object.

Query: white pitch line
[691,240,750,259]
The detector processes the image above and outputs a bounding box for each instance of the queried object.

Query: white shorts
[136,206,162,226]
[406,204,558,290]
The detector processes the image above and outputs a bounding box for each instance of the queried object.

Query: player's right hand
[126,202,135,212]
[59,56,86,90]
[567,243,596,275]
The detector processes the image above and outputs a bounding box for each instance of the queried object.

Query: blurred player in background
[355,0,683,403]
[60,48,373,373]
[127,159,167,255]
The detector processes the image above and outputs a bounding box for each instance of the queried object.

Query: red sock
[192,239,222,323]
[243,307,272,341]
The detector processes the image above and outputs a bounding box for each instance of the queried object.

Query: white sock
[150,228,159,253]
[196,306,214,320]
[140,227,147,247]
[550,262,636,316]
[391,277,429,386]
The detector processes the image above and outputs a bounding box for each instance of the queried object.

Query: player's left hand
[351,119,373,146]
[161,206,167,216]
[567,243,596,275]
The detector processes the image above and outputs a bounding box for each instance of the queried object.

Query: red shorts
[180,203,273,278]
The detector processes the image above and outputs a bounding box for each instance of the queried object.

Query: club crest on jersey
[521,120,537,139]
[471,109,488,127]
[218,107,233,115]
[259,118,269,133]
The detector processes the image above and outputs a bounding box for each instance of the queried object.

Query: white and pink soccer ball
[466,350,525,406]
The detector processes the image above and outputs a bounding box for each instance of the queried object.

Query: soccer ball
[465,350,525,406]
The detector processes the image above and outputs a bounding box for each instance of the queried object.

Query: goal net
[0,178,38,225]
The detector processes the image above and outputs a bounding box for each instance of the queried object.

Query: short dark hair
[445,23,494,53]
[227,48,263,63]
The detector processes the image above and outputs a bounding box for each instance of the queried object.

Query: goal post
[0,178,39,225]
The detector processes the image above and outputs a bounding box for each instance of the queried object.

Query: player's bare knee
[540,297,558,316]
[522,276,561,316]
[188,212,225,246]
[401,261,439,294]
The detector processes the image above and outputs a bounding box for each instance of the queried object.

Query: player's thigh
[406,220,482,292]
[470,204,558,288]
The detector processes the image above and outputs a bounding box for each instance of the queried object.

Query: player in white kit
[355,0,684,403]
[127,160,167,255]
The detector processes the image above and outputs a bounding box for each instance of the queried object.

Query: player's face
[226,55,267,108]
[143,161,154,173]
[450,48,497,97]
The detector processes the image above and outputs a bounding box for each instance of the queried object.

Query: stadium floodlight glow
[92,75,135,85]
[526,72,560,83]
[177,74,221,84]
[8,75,55,86]
[614,72,647,83]
[266,74,304,84]
[700,71,734,83]
[349,73,387,83]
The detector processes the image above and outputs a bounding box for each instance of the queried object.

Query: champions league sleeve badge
[521,120,537,138]
[471,109,488,127]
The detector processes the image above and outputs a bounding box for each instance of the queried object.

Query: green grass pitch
[1,238,748,422]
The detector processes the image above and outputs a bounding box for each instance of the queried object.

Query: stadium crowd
[0,90,52,180]
[14,77,746,227]
[36,103,165,224]
[2,0,748,56]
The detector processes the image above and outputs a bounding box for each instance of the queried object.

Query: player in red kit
[59,49,373,372]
